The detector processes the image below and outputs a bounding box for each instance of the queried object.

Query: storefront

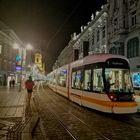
[0,72,7,86]
[7,72,16,87]
[131,72,140,95]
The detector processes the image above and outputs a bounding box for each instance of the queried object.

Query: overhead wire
[46,0,83,50]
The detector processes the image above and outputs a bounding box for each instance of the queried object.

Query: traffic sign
[16,66,22,71]
[16,55,22,61]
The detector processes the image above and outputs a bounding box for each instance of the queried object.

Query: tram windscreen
[104,58,133,93]
[105,69,133,93]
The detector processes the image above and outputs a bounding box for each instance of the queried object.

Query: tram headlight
[108,94,117,101]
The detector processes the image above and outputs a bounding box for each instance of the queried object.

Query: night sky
[0,0,107,72]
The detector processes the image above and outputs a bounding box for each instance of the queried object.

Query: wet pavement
[0,86,38,140]
[32,87,140,140]
[1,85,140,140]
[0,86,25,139]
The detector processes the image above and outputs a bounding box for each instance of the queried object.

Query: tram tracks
[32,87,140,139]
[33,96,78,140]
[34,91,111,140]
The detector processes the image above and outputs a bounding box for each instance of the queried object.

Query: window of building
[92,33,94,45]
[123,16,126,28]
[114,18,118,32]
[84,69,92,91]
[109,45,124,56]
[131,10,136,26]
[97,30,100,42]
[109,47,117,54]
[129,0,135,6]
[127,37,139,58]
[102,26,105,38]
[36,58,39,63]
[123,0,126,4]
[118,45,124,55]
[114,0,117,9]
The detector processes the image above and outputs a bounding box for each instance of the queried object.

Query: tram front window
[105,68,133,93]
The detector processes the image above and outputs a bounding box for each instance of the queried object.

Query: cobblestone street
[1,86,140,140]
[32,87,140,140]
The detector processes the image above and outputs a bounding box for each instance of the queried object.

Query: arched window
[109,45,124,55]
[127,37,139,58]
[109,47,117,54]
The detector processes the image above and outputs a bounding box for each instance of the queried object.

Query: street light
[13,43,33,92]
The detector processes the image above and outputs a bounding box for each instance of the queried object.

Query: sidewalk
[0,86,39,140]
[0,86,25,140]
[0,86,25,118]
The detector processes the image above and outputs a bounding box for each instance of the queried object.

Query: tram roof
[71,53,128,67]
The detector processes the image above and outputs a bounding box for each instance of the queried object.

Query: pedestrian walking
[25,76,35,104]
[25,76,35,115]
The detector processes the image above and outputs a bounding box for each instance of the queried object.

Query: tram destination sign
[106,58,129,68]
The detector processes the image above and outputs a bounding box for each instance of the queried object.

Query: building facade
[73,5,108,60]
[0,22,23,86]
[53,39,74,69]
[54,5,108,68]
[108,0,140,72]
[107,0,140,88]
[0,22,34,86]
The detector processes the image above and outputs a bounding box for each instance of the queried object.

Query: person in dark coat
[12,79,15,87]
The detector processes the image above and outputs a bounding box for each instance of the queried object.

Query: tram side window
[52,73,56,85]
[58,69,67,87]
[72,70,83,90]
[93,69,103,92]
[72,72,76,88]
[56,72,60,86]
[84,69,92,91]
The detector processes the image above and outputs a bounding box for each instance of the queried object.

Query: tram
[47,54,137,114]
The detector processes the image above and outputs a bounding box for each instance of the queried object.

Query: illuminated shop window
[132,73,140,88]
